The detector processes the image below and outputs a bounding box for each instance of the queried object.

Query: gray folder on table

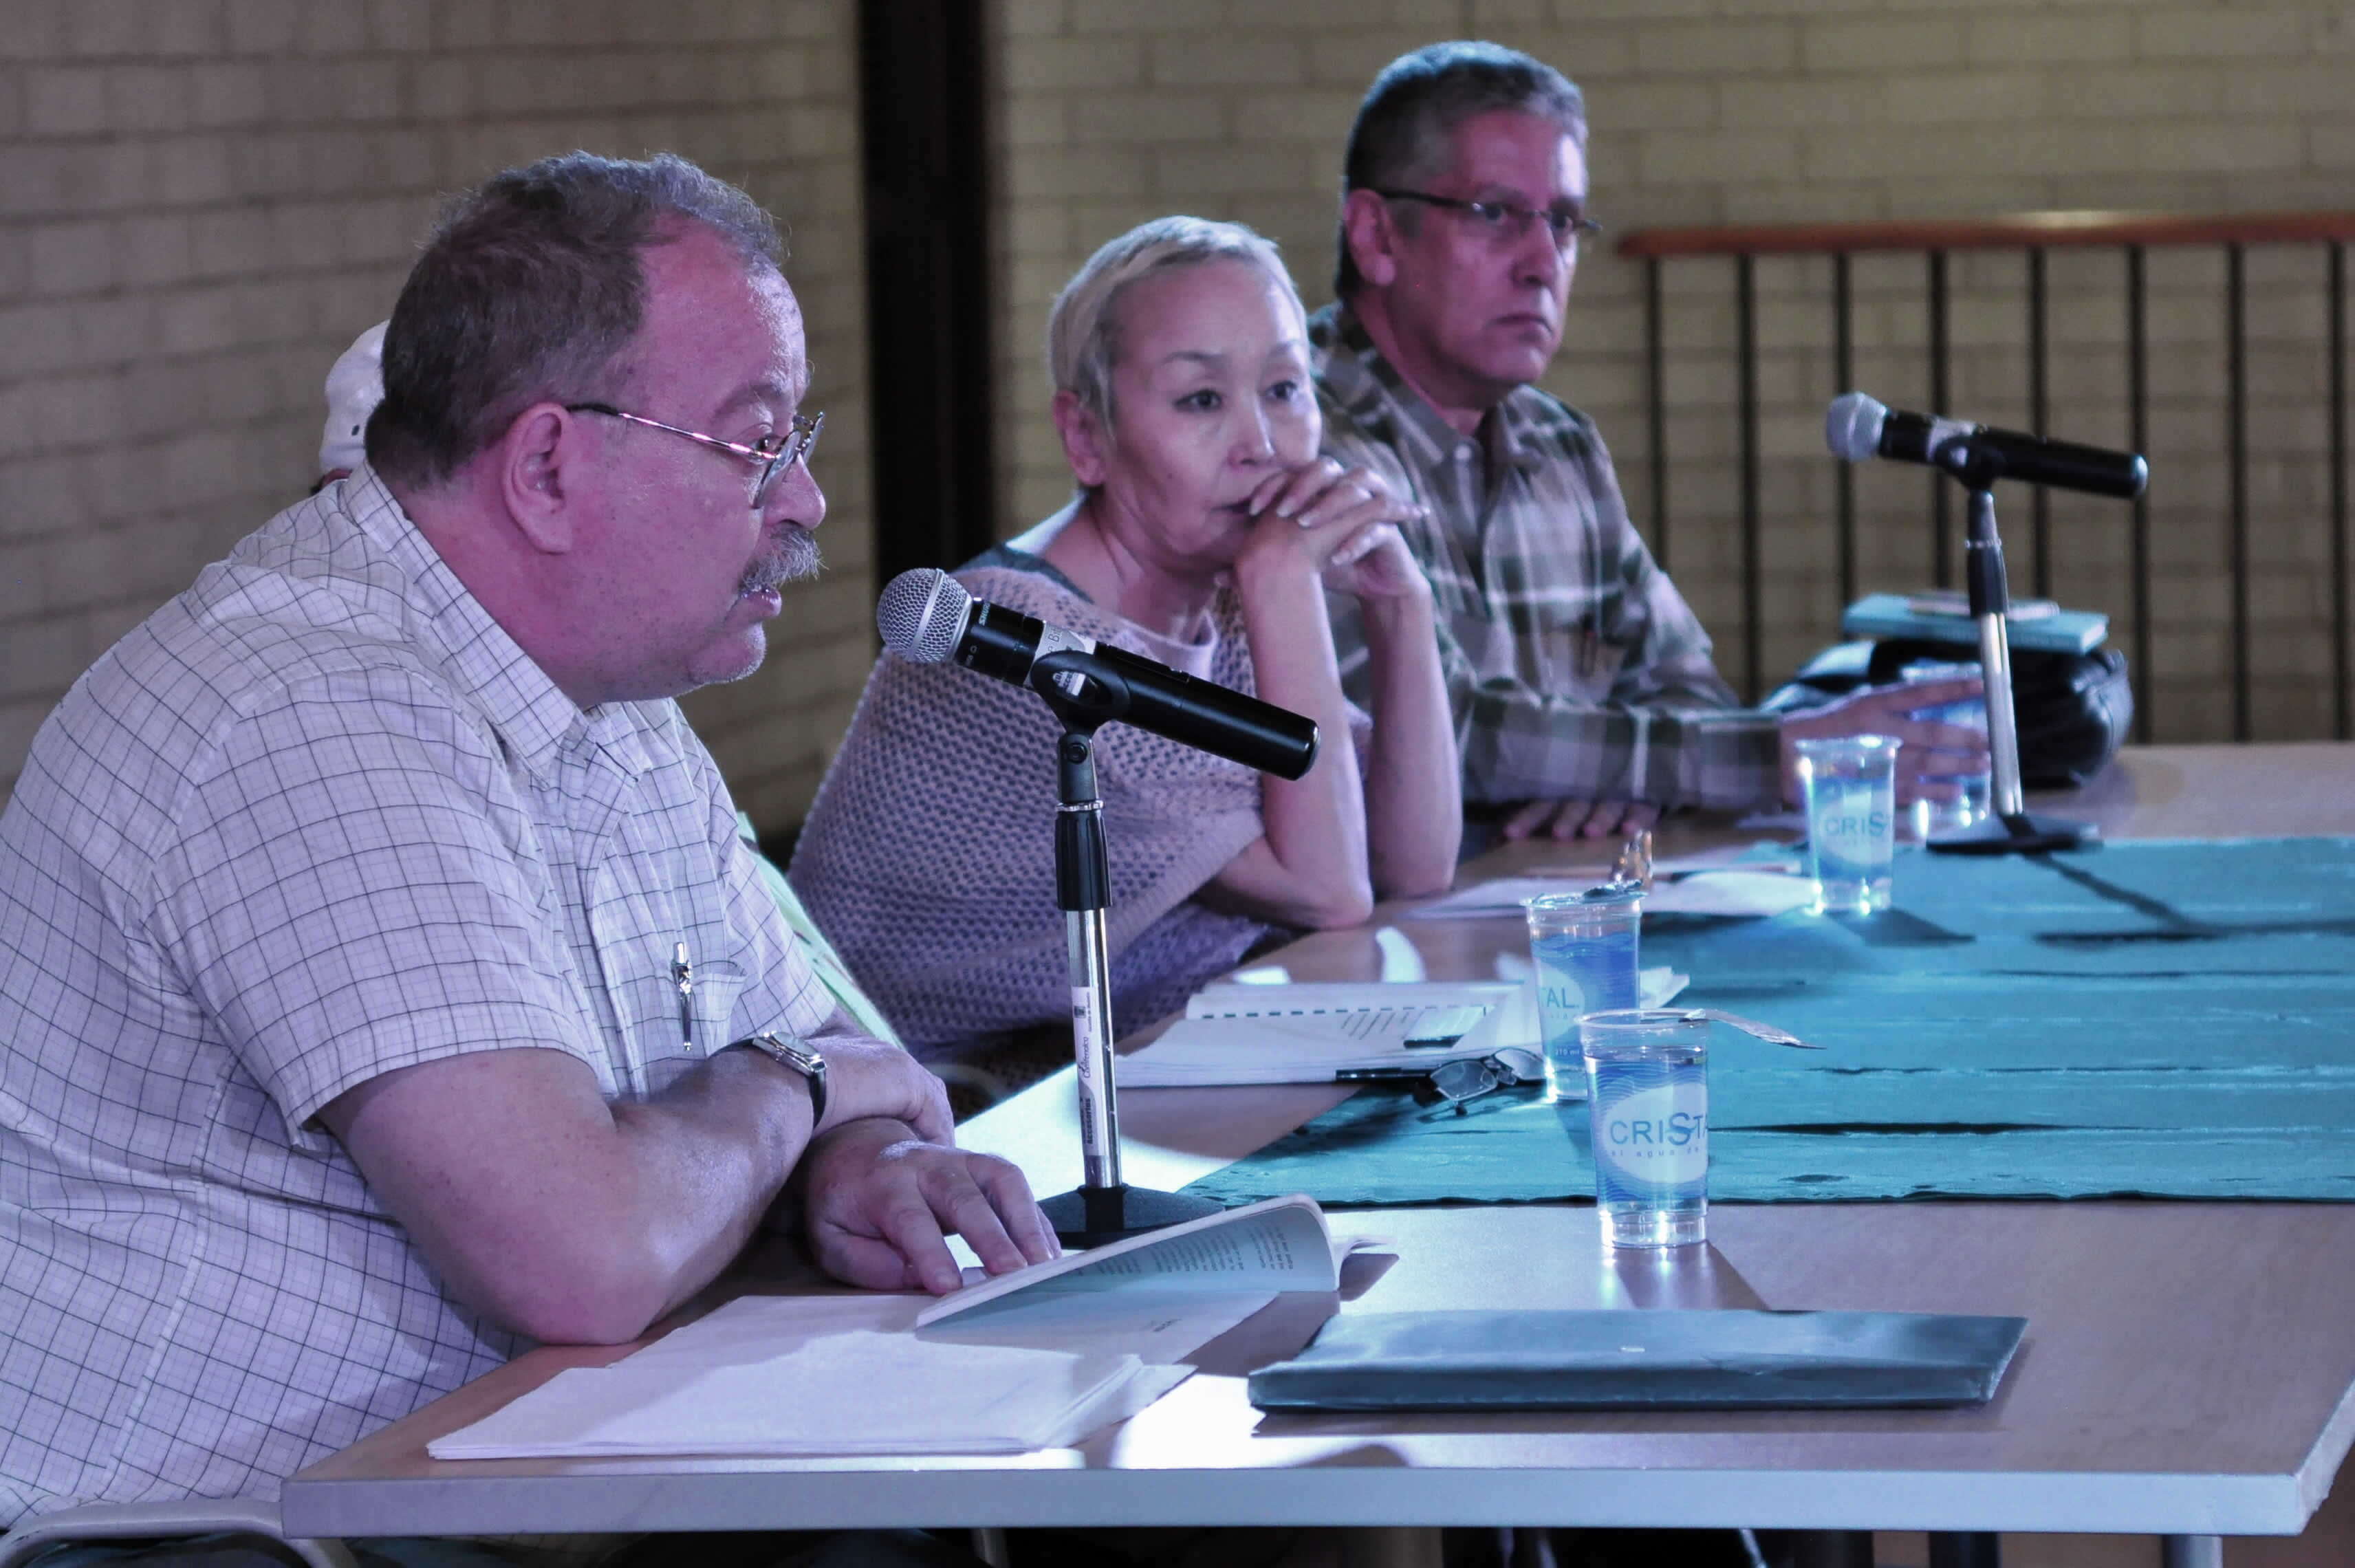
[1248,1309,2027,1413]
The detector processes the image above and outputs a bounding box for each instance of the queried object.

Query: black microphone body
[1827,392,2147,499]
[880,569,1320,781]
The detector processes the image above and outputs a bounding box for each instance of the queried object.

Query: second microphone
[877,567,1321,781]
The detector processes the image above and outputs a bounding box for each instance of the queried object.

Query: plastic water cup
[1900,660,1992,838]
[1524,887,1644,1102]
[1796,734,1900,915]
[1580,1008,1710,1248]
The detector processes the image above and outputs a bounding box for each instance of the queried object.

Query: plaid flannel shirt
[1310,304,1782,812]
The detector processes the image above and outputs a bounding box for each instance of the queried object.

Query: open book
[917,1190,1344,1325]
[428,1196,1342,1461]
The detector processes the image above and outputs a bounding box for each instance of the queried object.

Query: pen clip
[673,941,693,1049]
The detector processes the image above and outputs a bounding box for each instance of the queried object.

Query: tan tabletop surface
[283,744,2355,1540]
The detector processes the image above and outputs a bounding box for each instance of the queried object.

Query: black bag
[1763,638,2133,788]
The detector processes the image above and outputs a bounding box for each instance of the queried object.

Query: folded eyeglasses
[1415,1046,1547,1113]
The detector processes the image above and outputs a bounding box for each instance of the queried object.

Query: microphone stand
[1028,649,1224,1245]
[1925,463,2093,855]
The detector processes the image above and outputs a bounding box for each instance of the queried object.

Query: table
[282,745,2355,1559]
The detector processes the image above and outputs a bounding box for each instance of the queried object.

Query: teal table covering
[1182,837,2355,1207]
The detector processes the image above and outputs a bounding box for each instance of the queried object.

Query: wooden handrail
[1617,209,2355,260]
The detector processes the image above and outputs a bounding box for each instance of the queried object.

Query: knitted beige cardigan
[792,545,1364,1058]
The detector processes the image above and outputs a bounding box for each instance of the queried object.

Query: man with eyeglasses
[1315,42,1984,846]
[0,152,1054,1548]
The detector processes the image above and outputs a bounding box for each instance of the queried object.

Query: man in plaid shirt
[1314,43,1984,845]
[0,153,1053,1538]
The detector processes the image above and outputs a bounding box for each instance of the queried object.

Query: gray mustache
[740,528,821,595]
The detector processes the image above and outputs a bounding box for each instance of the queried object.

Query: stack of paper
[428,1322,1184,1459]
[428,1195,1349,1462]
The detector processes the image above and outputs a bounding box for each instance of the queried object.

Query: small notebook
[1843,591,2107,655]
[1247,1309,2027,1413]
[1116,982,1522,1087]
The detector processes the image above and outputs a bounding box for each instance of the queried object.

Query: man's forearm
[1464,688,1783,812]
[601,1044,819,1326]
[323,1043,819,1347]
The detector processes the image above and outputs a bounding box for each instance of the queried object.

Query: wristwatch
[727,1031,828,1127]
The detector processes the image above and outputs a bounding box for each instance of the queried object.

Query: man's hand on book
[801,1118,1060,1294]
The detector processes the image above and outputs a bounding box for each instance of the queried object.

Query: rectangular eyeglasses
[567,402,823,509]
[1371,189,1603,255]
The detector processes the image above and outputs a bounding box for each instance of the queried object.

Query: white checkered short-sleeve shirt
[0,468,833,1525]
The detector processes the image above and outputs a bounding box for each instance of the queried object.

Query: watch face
[761,1033,820,1074]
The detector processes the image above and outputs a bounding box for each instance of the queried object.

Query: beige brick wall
[987,0,2355,743]
[6,1,2348,827]
[0,0,870,830]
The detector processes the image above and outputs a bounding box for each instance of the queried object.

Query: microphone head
[877,567,972,664]
[1825,391,1887,464]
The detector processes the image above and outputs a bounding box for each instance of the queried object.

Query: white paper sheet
[425,1276,1264,1463]
[427,1329,1188,1459]
[1407,869,1813,922]
[1647,871,1818,917]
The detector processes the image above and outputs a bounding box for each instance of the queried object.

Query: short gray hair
[1334,41,1587,299]
[1047,215,1303,431]
[369,151,784,488]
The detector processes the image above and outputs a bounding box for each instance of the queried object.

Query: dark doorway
[858,0,997,604]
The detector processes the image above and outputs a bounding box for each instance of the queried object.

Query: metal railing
[1618,212,2355,739]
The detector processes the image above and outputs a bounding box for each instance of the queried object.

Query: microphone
[876,567,1319,781]
[1826,391,2147,499]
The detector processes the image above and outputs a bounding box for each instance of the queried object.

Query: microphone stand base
[1039,1183,1224,1248]
[1927,812,2097,856]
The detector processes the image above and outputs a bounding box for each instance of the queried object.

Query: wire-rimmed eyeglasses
[567,402,823,509]
[1418,1046,1547,1113]
[1371,188,1603,255]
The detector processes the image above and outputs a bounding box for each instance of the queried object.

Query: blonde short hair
[1046,215,1304,430]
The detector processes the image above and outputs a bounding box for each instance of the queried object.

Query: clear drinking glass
[1795,734,1900,914]
[1900,660,1991,838]
[1580,1008,1710,1248]
[1524,886,1644,1101]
